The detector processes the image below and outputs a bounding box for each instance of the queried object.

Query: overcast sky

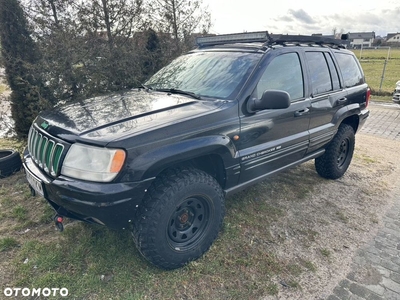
[202,0,399,37]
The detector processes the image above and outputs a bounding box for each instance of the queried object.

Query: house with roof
[348,32,375,48]
[386,33,400,44]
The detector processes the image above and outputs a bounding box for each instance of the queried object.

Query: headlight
[61,144,126,182]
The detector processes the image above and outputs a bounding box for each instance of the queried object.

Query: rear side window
[335,53,363,88]
[255,52,304,101]
[305,52,332,95]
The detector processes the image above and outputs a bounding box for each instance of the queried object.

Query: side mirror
[248,90,291,112]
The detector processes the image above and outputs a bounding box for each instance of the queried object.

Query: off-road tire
[315,124,355,179]
[132,168,225,270]
[0,149,22,178]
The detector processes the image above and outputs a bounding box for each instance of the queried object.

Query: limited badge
[40,121,49,130]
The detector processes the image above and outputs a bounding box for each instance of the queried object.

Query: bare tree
[78,0,143,50]
[147,0,211,52]
[26,0,88,100]
[76,0,145,91]
[25,0,145,100]
[13,0,212,110]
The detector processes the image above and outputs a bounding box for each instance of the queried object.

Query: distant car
[393,81,400,104]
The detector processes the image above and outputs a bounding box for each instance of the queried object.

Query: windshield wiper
[154,88,201,100]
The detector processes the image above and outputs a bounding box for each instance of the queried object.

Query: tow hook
[29,186,36,197]
[54,215,64,232]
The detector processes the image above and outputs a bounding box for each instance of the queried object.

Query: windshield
[145,51,260,99]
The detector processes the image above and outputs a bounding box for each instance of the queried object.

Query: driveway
[328,102,400,300]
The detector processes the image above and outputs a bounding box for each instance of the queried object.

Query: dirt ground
[263,133,400,299]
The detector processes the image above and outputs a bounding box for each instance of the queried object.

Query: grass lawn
[0,164,316,299]
[350,48,400,98]
[0,138,318,299]
[11,128,383,300]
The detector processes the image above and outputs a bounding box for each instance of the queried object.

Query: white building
[348,32,375,48]
[386,33,400,44]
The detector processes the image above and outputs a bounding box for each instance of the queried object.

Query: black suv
[23,32,370,269]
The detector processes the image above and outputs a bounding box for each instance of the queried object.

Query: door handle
[294,108,310,117]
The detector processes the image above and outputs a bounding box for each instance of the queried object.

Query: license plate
[26,170,44,197]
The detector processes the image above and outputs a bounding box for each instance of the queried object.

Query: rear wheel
[315,124,355,179]
[132,168,225,269]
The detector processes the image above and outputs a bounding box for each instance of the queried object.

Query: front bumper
[393,91,400,104]
[23,154,154,230]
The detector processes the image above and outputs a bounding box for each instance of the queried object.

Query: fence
[352,47,400,97]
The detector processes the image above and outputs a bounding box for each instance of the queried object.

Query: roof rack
[196,31,347,48]
[269,34,346,48]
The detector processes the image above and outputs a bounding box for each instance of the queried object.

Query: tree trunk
[171,0,180,52]
[101,0,114,51]
[49,0,59,26]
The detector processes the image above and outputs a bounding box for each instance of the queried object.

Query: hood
[36,89,224,143]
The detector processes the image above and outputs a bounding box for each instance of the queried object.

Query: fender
[129,135,239,181]
[332,82,368,129]
[332,105,354,127]
[332,103,362,130]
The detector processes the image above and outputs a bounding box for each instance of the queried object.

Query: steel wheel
[337,138,350,168]
[167,196,210,250]
[133,168,225,269]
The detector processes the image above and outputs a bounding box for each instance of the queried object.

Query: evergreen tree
[0,0,52,137]
[142,28,162,78]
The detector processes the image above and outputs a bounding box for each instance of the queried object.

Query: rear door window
[305,52,332,96]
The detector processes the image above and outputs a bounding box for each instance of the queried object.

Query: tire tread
[0,149,22,178]
[315,124,355,179]
[132,167,225,269]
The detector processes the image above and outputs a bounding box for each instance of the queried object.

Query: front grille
[28,127,64,176]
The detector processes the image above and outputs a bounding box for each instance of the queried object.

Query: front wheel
[315,124,355,179]
[132,168,225,269]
